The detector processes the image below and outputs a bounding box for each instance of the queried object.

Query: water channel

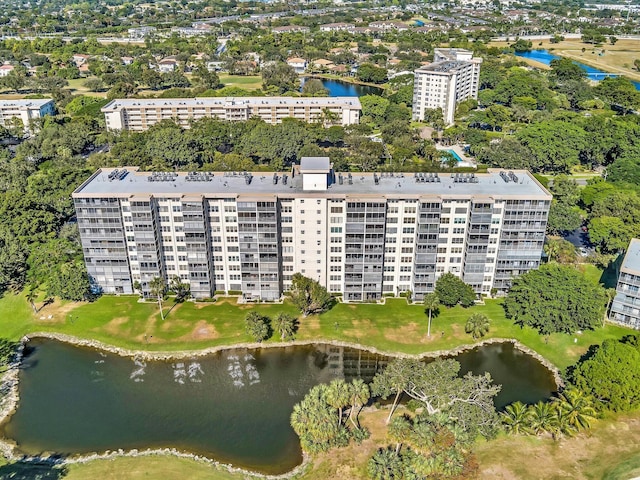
[301,77,383,97]
[0,339,557,475]
[515,49,640,90]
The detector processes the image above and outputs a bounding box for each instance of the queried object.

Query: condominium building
[0,99,55,130]
[610,238,640,330]
[101,97,362,131]
[73,160,550,302]
[412,48,482,125]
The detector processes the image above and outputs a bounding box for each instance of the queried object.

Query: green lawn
[217,74,263,91]
[0,285,632,370]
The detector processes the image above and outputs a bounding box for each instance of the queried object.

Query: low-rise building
[128,26,157,39]
[0,99,55,131]
[101,97,362,131]
[319,22,354,32]
[610,238,640,330]
[272,25,310,34]
[0,64,15,77]
[287,57,307,74]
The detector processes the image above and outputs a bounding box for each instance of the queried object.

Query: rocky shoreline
[0,332,563,476]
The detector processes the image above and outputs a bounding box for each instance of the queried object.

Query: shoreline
[0,332,563,475]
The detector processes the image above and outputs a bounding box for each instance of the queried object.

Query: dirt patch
[301,315,321,332]
[101,317,130,335]
[176,320,219,341]
[384,322,424,344]
[342,319,374,338]
[35,301,82,324]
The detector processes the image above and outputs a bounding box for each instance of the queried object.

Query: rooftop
[0,99,54,108]
[101,96,362,112]
[621,239,640,274]
[73,167,552,200]
[417,61,472,74]
[300,156,331,172]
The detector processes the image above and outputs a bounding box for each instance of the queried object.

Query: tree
[511,39,533,52]
[149,276,166,321]
[82,78,104,92]
[367,448,403,480]
[244,311,270,342]
[423,108,445,131]
[169,275,190,303]
[547,201,582,235]
[465,313,490,339]
[544,238,577,264]
[289,273,332,316]
[424,292,440,337]
[301,79,328,96]
[357,63,388,84]
[434,273,476,307]
[568,335,640,412]
[552,388,596,433]
[191,63,220,90]
[273,312,297,341]
[372,358,501,438]
[326,379,351,426]
[527,401,558,436]
[348,379,370,429]
[504,264,606,335]
[261,62,298,94]
[635,59,640,72]
[501,401,529,434]
[25,286,38,313]
[550,58,586,83]
[290,384,349,453]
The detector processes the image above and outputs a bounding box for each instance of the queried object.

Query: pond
[515,49,640,90]
[301,77,383,97]
[0,339,557,475]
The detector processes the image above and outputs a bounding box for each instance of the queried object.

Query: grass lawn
[0,269,632,370]
[218,73,263,91]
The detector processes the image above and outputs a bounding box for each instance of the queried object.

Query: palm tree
[423,292,440,337]
[367,447,402,480]
[553,388,597,433]
[465,313,490,339]
[326,379,351,426]
[25,286,38,313]
[387,415,412,453]
[273,312,296,341]
[348,379,370,429]
[528,401,557,436]
[149,276,166,321]
[501,401,530,435]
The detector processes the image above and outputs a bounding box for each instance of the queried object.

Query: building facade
[101,97,362,131]
[0,99,55,130]
[610,238,640,330]
[412,48,482,125]
[73,161,551,301]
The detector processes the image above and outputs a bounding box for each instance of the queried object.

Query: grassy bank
[0,283,631,370]
[41,408,640,480]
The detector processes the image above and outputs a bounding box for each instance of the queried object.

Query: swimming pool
[442,149,464,162]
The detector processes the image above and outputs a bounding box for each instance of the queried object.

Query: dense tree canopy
[504,264,606,335]
[569,335,640,412]
[434,273,476,307]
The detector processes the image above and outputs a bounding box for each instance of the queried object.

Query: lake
[0,339,557,474]
[515,49,640,90]
[301,77,383,97]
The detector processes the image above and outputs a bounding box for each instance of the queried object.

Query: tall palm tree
[465,313,490,339]
[348,379,370,429]
[325,379,351,426]
[149,276,166,321]
[423,292,440,337]
[501,401,530,435]
[274,312,296,341]
[553,388,597,433]
[387,415,412,454]
[25,286,38,313]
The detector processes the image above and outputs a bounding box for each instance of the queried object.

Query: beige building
[101,97,362,131]
[412,48,482,125]
[73,161,551,302]
[611,238,640,330]
[0,99,55,131]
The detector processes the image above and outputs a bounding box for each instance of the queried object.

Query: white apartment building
[101,97,362,131]
[73,160,551,302]
[412,48,482,125]
[0,99,55,130]
[610,238,640,330]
